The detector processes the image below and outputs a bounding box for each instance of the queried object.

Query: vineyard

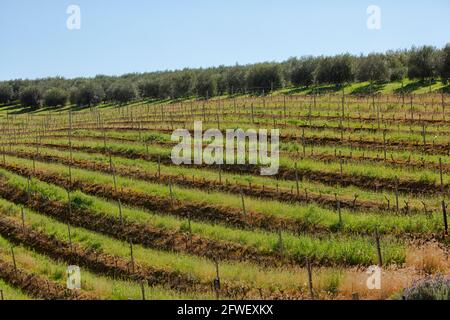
[0,89,449,300]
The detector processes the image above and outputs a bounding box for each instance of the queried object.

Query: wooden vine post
[375,229,383,267]
[118,199,124,227]
[157,155,161,179]
[335,193,342,227]
[169,180,174,207]
[306,258,314,300]
[395,177,399,213]
[301,128,306,157]
[11,246,17,272]
[442,201,448,237]
[109,154,118,193]
[68,111,73,164]
[129,239,135,273]
[240,189,246,216]
[214,259,221,300]
[67,190,73,248]
[440,158,448,236]
[140,281,146,301]
[187,213,192,246]
[21,207,25,230]
[27,176,31,206]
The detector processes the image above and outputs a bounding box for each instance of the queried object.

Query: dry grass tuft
[338,267,419,300]
[406,242,449,275]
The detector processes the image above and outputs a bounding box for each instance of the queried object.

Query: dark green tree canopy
[0,83,13,104]
[289,57,317,87]
[246,63,282,93]
[43,88,68,107]
[172,71,195,99]
[20,86,42,108]
[386,51,408,82]
[356,54,390,83]
[107,80,138,104]
[224,66,246,94]
[194,72,217,98]
[138,79,160,99]
[2,44,449,109]
[407,46,439,80]
[440,44,450,84]
[70,83,105,107]
[315,55,355,86]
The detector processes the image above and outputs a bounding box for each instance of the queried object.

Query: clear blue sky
[0,0,449,81]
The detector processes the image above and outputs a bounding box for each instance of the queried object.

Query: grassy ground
[0,234,216,300]
[0,88,449,300]
[0,278,32,300]
[1,154,444,237]
[0,167,407,266]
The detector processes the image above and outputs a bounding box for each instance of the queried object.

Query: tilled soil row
[1,149,434,217]
[0,257,93,300]
[103,118,450,137]
[0,161,329,236]
[18,109,450,130]
[143,128,450,155]
[48,124,449,155]
[107,114,450,136]
[0,179,304,268]
[20,115,450,137]
[13,122,450,155]
[303,152,450,173]
[13,133,450,173]
[0,214,267,299]
[16,142,449,196]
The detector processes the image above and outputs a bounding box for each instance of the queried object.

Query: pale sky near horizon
[0,0,449,81]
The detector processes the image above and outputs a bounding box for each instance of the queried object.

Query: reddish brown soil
[0,150,394,214]
[25,141,448,196]
[0,158,437,234]
[0,214,271,299]
[0,214,319,299]
[0,257,93,300]
[0,178,304,268]
[15,133,450,173]
[6,140,449,198]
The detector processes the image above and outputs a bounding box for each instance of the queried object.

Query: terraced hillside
[0,91,449,300]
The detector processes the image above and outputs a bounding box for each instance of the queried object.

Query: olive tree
[440,44,450,84]
[290,57,317,87]
[0,83,13,104]
[407,46,439,81]
[20,86,42,108]
[224,65,246,94]
[246,63,282,94]
[356,54,390,83]
[107,81,138,104]
[194,72,217,98]
[43,88,68,107]
[70,82,105,107]
[386,51,407,82]
[138,79,160,99]
[172,71,195,99]
[315,55,354,86]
